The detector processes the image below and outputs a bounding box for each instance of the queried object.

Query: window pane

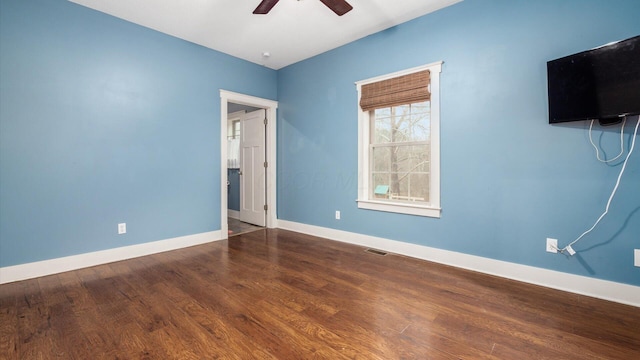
[394,104,411,116]
[386,146,403,197]
[373,116,392,143]
[411,113,430,141]
[411,101,430,113]
[384,172,430,202]
[378,144,430,203]
[229,120,241,139]
[372,101,431,144]
[371,173,390,199]
[405,102,430,142]
[392,112,411,143]
[374,107,391,117]
[411,145,430,173]
[372,146,391,172]
[410,173,429,202]
[393,145,410,173]
[234,121,240,138]
[397,176,408,198]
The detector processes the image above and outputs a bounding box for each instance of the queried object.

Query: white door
[239,109,266,226]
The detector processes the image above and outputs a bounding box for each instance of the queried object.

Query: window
[227,114,242,168]
[227,120,240,139]
[356,62,442,218]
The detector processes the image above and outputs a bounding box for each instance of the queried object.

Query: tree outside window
[370,101,430,203]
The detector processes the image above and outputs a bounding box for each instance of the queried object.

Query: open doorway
[226,106,264,236]
[220,90,277,238]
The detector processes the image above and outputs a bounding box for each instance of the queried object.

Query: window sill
[356,199,441,218]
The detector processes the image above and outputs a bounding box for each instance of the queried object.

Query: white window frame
[356,61,442,218]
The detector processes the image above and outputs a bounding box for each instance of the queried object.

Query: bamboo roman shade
[359,70,431,112]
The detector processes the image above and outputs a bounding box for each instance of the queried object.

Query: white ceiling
[69,0,462,70]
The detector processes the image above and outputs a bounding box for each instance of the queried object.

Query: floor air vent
[365,248,388,256]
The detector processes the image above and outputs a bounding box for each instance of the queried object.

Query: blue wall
[0,0,277,267]
[277,0,640,286]
[1,0,639,287]
[227,169,240,211]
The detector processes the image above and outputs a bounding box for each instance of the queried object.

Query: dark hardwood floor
[1,229,638,359]
[228,217,263,237]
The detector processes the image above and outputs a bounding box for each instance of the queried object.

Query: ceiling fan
[253,0,353,16]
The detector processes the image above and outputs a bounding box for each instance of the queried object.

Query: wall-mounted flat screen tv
[547,35,640,125]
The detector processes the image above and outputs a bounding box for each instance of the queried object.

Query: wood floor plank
[1,228,639,359]
[0,282,20,360]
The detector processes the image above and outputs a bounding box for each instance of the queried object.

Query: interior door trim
[220,90,278,237]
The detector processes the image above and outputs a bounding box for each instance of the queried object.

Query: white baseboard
[228,210,240,220]
[0,230,224,284]
[4,222,638,307]
[277,220,640,307]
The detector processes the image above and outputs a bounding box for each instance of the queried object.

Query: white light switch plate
[635,249,640,267]
[118,223,126,235]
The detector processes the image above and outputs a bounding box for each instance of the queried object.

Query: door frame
[220,90,278,237]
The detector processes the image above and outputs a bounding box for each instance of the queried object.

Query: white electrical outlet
[118,223,126,235]
[546,238,558,253]
[335,211,341,220]
[635,249,640,267]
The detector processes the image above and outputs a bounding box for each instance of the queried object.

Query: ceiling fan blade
[319,0,353,16]
[253,0,280,15]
